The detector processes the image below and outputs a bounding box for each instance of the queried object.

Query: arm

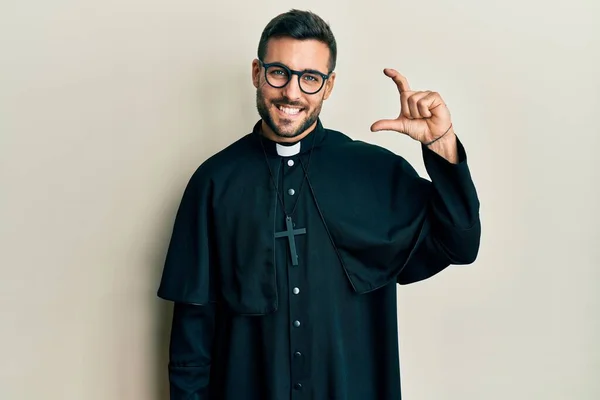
[156,166,219,398]
[397,133,481,284]
[368,68,481,281]
[423,131,481,262]
[167,302,216,399]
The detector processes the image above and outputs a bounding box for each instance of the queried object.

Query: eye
[302,73,322,85]
[268,66,288,77]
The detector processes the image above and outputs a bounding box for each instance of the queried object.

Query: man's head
[252,9,337,143]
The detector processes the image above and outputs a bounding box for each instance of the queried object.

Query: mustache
[272,99,305,108]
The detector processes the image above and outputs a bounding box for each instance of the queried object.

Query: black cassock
[157,119,481,400]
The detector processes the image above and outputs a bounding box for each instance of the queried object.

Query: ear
[252,59,261,88]
[323,71,336,100]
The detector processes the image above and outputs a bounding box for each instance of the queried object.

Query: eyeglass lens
[265,65,324,93]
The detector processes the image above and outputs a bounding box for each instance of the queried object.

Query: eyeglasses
[259,59,331,95]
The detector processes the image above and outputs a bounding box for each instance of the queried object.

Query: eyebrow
[268,60,327,75]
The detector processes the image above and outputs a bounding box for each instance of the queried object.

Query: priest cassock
[157,9,481,400]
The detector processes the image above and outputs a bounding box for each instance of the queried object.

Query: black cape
[157,119,481,399]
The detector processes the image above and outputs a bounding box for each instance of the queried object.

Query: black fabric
[157,119,481,399]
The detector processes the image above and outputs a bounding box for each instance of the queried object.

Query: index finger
[384,68,411,93]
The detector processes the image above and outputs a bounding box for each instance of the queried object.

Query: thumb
[370,118,408,133]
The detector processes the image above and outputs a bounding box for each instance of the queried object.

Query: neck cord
[259,130,317,218]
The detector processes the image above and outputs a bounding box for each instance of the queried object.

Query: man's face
[252,37,336,142]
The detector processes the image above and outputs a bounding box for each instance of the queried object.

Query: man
[157,9,481,400]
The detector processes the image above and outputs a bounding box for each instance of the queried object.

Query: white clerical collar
[276,142,301,157]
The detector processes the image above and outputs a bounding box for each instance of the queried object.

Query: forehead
[264,37,330,72]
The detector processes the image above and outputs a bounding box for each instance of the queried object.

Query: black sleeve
[397,135,481,284]
[167,302,216,399]
[156,164,220,398]
[157,165,218,305]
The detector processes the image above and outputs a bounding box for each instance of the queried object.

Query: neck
[260,120,316,144]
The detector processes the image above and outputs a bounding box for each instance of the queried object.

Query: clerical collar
[251,119,326,157]
[276,142,301,157]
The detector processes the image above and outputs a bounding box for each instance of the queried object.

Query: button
[293,287,300,295]
[293,320,301,328]
[294,383,303,390]
[288,188,295,196]
[287,159,294,167]
[294,351,302,358]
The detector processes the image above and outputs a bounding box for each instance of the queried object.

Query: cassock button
[293,287,300,295]
[293,320,301,328]
[288,188,295,196]
[294,351,302,358]
[294,383,303,390]
[287,159,294,167]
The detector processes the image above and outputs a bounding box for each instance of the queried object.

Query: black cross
[274,216,306,266]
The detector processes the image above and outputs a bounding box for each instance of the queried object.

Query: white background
[1,0,598,399]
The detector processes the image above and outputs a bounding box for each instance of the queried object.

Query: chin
[270,114,305,138]
[272,124,304,139]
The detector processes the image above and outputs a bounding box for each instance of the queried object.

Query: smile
[276,104,304,117]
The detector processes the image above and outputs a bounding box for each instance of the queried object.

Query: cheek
[306,96,322,110]
[257,87,272,105]
[259,85,278,102]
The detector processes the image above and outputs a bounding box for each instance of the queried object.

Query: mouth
[274,104,304,118]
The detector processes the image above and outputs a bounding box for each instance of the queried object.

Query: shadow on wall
[150,65,258,400]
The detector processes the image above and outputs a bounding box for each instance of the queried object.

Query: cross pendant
[274,216,306,266]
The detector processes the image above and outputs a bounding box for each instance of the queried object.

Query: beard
[256,88,323,140]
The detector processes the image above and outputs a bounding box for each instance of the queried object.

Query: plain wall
[1,0,598,399]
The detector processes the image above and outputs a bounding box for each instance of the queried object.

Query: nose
[282,75,302,100]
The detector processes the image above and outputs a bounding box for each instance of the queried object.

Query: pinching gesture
[370,68,455,146]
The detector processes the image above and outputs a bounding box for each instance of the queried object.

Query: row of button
[287,156,304,393]
[287,159,296,198]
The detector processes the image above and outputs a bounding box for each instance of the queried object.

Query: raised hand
[370,68,454,145]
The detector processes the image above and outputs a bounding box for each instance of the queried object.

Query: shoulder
[184,133,256,191]
[203,132,258,170]
[322,127,418,175]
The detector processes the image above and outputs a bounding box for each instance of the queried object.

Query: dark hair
[257,9,337,72]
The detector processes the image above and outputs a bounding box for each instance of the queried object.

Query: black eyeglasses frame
[258,59,332,95]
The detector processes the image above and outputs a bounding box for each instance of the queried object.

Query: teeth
[278,105,301,115]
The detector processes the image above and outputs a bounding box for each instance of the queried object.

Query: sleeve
[320,135,480,294]
[167,302,216,399]
[396,135,481,284]
[156,167,218,399]
[157,167,218,305]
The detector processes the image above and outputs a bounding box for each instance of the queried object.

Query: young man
[157,9,481,400]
